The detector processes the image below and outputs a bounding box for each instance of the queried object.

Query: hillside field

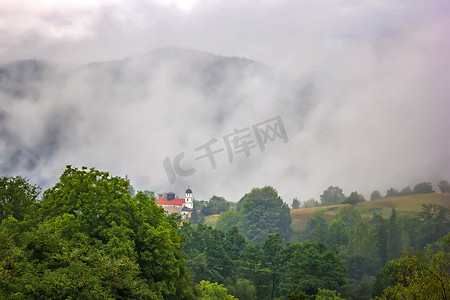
[291,192,450,231]
[204,193,450,231]
[204,214,219,226]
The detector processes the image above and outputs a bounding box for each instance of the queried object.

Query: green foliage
[287,192,447,299]
[325,219,349,247]
[239,243,270,299]
[291,198,300,209]
[320,186,346,206]
[372,258,406,297]
[0,217,147,299]
[227,278,257,300]
[315,288,344,300]
[301,198,320,208]
[414,204,449,249]
[375,234,450,299]
[197,281,237,299]
[343,191,365,205]
[370,190,382,200]
[347,219,377,259]
[302,215,327,242]
[336,210,379,283]
[385,187,399,198]
[387,209,402,260]
[216,210,241,232]
[0,176,40,222]
[40,166,138,233]
[3,170,450,300]
[372,214,449,298]
[336,206,362,229]
[0,166,194,299]
[280,242,349,297]
[239,186,292,244]
[283,288,312,299]
[413,182,434,194]
[374,214,389,266]
[352,275,375,300]
[180,223,247,284]
[201,195,231,216]
[347,255,371,284]
[191,200,207,224]
[399,186,413,196]
[263,233,284,299]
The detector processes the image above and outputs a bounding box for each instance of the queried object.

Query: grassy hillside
[291,192,450,232]
[203,193,450,232]
[291,204,349,231]
[204,214,219,226]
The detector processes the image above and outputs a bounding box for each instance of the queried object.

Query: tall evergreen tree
[387,209,402,260]
[374,214,389,267]
[263,233,284,299]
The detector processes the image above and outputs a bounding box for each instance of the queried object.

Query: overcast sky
[1,0,449,203]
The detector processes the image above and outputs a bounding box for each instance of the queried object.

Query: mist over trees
[343,191,365,205]
[301,198,320,208]
[370,190,382,200]
[413,182,434,194]
[438,180,450,193]
[1,0,450,298]
[314,179,449,206]
[385,187,400,198]
[291,197,300,209]
[398,186,411,196]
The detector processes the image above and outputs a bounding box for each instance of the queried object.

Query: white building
[155,187,193,219]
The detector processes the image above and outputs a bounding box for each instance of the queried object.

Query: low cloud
[0,0,449,202]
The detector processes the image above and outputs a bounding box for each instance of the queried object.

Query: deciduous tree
[291,197,300,209]
[0,176,40,222]
[197,281,236,300]
[280,242,349,297]
[370,190,382,200]
[413,182,434,194]
[385,188,399,198]
[344,191,365,205]
[320,186,346,206]
[0,166,194,299]
[375,234,449,300]
[238,186,292,244]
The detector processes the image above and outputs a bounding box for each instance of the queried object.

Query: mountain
[0,48,306,191]
[0,59,50,100]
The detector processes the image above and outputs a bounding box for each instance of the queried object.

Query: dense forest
[1,166,449,299]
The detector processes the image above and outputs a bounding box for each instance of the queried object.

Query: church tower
[185,186,193,209]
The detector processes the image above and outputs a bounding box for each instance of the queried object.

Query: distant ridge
[289,192,450,231]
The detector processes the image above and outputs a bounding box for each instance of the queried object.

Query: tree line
[289,180,450,209]
[0,167,449,299]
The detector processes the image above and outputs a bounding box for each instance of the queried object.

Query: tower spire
[185,186,193,209]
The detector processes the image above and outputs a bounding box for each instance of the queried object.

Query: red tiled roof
[156,197,185,206]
